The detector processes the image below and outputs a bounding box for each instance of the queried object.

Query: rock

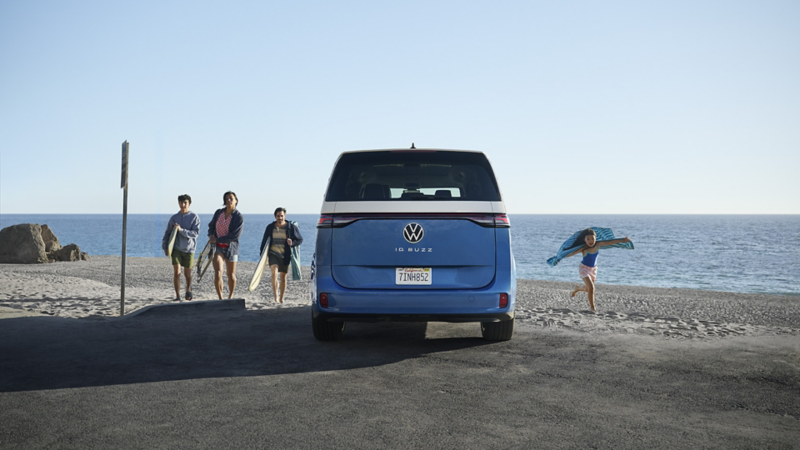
[0,224,49,264]
[40,225,62,252]
[49,244,86,262]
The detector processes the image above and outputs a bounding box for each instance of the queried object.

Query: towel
[546,227,634,267]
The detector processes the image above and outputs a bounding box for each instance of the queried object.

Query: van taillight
[494,214,510,228]
[499,293,508,308]
[317,215,334,228]
[320,293,329,308]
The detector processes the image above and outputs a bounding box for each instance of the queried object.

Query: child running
[564,228,631,313]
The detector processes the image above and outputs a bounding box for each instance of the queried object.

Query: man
[162,194,201,301]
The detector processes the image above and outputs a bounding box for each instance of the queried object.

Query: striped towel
[546,227,634,267]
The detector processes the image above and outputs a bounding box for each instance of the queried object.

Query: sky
[1,0,798,215]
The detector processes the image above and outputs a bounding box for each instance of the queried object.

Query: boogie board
[166,228,178,258]
[195,241,212,276]
[248,248,270,292]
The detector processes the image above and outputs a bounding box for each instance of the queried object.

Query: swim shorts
[171,249,194,268]
[579,263,597,282]
[268,254,289,274]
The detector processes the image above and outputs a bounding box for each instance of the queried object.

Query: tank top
[581,251,599,267]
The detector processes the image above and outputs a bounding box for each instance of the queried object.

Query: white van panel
[320,201,506,214]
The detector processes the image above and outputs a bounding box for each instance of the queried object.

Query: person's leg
[184,266,193,298]
[570,284,586,297]
[582,276,596,312]
[172,264,181,300]
[213,252,224,299]
[225,259,237,298]
[279,271,288,303]
[270,265,280,302]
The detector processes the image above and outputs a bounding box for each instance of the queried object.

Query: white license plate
[395,267,432,285]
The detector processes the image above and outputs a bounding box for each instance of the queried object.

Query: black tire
[312,312,345,341]
[481,319,514,341]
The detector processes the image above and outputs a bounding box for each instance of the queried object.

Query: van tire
[312,313,345,341]
[481,319,514,341]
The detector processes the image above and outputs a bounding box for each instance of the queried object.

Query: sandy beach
[1,256,798,340]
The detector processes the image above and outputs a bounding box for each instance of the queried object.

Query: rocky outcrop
[0,224,88,264]
[49,244,90,262]
[0,224,49,264]
[41,225,62,252]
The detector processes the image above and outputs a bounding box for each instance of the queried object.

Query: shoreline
[1,256,799,339]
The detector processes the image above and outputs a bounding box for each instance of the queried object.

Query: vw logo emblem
[403,223,424,243]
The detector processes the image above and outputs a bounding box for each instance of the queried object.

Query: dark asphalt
[1,302,799,449]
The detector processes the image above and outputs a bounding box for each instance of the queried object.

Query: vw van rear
[311,148,516,340]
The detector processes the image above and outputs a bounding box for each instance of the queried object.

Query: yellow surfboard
[166,228,178,258]
[248,249,270,292]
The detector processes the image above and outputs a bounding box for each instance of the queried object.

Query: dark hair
[274,207,286,217]
[178,194,192,204]
[574,228,597,249]
[223,191,238,207]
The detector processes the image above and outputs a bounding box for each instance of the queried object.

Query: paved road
[1,303,798,449]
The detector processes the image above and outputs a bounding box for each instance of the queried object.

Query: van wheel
[312,313,345,341]
[481,319,514,341]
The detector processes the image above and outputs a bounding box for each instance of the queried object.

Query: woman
[259,207,303,303]
[208,191,244,299]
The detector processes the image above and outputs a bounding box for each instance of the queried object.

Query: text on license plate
[396,267,432,285]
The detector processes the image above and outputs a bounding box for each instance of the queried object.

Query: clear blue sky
[1,1,798,215]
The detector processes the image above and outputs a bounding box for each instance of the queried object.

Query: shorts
[215,246,238,262]
[171,249,194,268]
[268,254,288,274]
[579,263,597,282]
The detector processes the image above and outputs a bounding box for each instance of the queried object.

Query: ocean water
[1,214,798,296]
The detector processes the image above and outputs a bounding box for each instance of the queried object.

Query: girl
[208,191,244,299]
[565,228,631,312]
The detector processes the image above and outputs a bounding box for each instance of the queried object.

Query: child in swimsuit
[565,228,631,312]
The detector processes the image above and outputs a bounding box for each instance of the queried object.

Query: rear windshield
[325,151,501,201]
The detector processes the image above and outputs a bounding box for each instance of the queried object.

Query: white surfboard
[248,249,270,292]
[166,228,178,258]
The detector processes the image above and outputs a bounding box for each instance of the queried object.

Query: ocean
[1,214,798,296]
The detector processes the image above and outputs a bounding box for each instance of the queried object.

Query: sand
[1,255,798,340]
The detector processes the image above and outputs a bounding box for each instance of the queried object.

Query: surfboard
[195,241,212,276]
[166,228,178,258]
[248,248,271,292]
[198,254,213,281]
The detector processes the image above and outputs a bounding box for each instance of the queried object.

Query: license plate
[396,267,432,285]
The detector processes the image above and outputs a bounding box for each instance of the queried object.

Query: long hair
[572,228,597,250]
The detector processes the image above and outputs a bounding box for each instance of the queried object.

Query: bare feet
[570,286,581,298]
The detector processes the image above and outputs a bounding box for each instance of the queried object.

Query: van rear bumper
[312,306,514,324]
[311,267,516,323]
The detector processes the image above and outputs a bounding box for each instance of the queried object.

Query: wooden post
[120,141,129,316]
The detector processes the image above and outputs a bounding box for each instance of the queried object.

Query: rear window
[325,151,501,202]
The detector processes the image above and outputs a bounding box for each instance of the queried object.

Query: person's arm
[259,223,273,256]
[597,237,631,248]
[208,211,218,243]
[290,222,303,247]
[564,246,585,258]
[183,214,200,241]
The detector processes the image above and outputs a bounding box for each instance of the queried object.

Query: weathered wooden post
[120,141,129,316]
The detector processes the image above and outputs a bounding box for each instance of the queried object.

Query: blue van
[311,148,516,341]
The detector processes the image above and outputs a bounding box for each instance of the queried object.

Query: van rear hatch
[320,150,507,290]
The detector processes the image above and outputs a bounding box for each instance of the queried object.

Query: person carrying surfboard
[208,191,244,300]
[556,228,632,313]
[258,207,303,303]
[161,194,201,301]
